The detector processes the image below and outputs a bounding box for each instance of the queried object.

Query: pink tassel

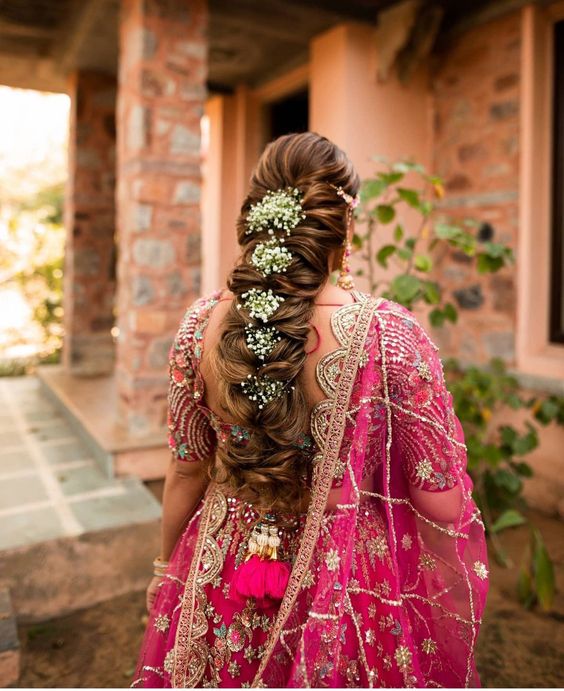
[230,555,290,607]
[264,559,290,599]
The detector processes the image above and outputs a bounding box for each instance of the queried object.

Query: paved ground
[0,376,160,552]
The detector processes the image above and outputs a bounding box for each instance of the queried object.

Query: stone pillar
[63,70,117,376]
[116,0,207,435]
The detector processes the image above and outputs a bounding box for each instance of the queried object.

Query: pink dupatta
[168,294,488,688]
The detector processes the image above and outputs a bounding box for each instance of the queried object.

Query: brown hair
[210,132,359,514]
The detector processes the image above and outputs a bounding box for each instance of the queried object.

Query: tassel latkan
[230,517,290,607]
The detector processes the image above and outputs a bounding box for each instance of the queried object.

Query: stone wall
[115,0,207,436]
[63,71,117,376]
[431,11,521,365]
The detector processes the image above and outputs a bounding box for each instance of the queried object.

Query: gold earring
[337,239,354,290]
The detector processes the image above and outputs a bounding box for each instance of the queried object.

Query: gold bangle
[152,555,169,577]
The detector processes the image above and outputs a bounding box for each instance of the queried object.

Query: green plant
[0,182,65,371]
[445,357,560,609]
[356,158,562,611]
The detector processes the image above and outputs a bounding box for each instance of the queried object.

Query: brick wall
[431,11,521,364]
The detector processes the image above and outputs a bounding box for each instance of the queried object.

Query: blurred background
[0,0,563,687]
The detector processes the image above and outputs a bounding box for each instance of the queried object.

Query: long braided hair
[210,132,360,514]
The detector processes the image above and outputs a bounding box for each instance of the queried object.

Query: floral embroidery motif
[419,553,436,571]
[473,560,488,580]
[163,648,175,674]
[416,360,433,382]
[394,645,412,671]
[415,458,433,481]
[401,534,413,550]
[153,613,170,633]
[422,638,437,654]
[326,548,340,571]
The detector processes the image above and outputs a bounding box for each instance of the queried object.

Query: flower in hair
[240,373,291,409]
[238,288,284,322]
[245,324,282,360]
[251,238,293,276]
[245,188,306,236]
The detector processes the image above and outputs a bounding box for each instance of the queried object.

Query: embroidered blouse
[166,290,464,492]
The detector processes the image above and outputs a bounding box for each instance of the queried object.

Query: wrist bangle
[153,555,169,577]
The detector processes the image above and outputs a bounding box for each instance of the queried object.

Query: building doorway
[265,87,309,142]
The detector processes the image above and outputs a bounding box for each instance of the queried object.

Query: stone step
[0,376,162,622]
[37,365,169,481]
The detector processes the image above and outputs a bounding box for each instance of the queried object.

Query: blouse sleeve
[166,297,217,463]
[382,302,467,492]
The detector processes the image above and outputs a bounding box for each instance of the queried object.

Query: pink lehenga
[132,290,488,688]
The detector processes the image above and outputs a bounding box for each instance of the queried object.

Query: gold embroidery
[172,488,227,687]
[251,295,382,686]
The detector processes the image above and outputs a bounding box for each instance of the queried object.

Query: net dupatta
[251,296,488,688]
[170,295,489,688]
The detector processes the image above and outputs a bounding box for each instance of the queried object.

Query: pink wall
[310,23,432,181]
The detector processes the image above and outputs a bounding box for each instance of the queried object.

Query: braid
[210,132,359,514]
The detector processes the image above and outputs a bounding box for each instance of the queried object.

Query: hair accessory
[245,187,306,236]
[245,324,282,360]
[328,183,359,291]
[238,288,285,322]
[251,238,293,276]
[240,373,293,410]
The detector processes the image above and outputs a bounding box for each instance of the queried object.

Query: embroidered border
[172,488,227,687]
[251,295,382,685]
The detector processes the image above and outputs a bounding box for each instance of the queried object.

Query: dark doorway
[266,88,309,141]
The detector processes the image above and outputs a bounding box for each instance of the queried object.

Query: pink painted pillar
[63,70,117,376]
[116,0,207,435]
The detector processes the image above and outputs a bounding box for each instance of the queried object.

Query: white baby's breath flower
[245,187,306,236]
[239,289,284,322]
[251,238,293,276]
[245,325,282,360]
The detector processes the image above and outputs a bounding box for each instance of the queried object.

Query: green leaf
[477,253,504,274]
[361,178,388,201]
[414,254,433,272]
[443,302,458,323]
[423,281,441,305]
[514,428,538,455]
[380,171,404,185]
[397,247,413,261]
[375,204,396,224]
[405,237,417,251]
[429,308,445,327]
[351,233,363,250]
[434,223,460,240]
[376,245,396,268]
[532,529,555,611]
[393,224,404,242]
[517,562,535,609]
[511,461,533,477]
[390,274,421,304]
[493,469,522,494]
[491,509,526,533]
[397,187,420,208]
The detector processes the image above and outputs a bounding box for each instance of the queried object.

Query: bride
[132,132,488,688]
